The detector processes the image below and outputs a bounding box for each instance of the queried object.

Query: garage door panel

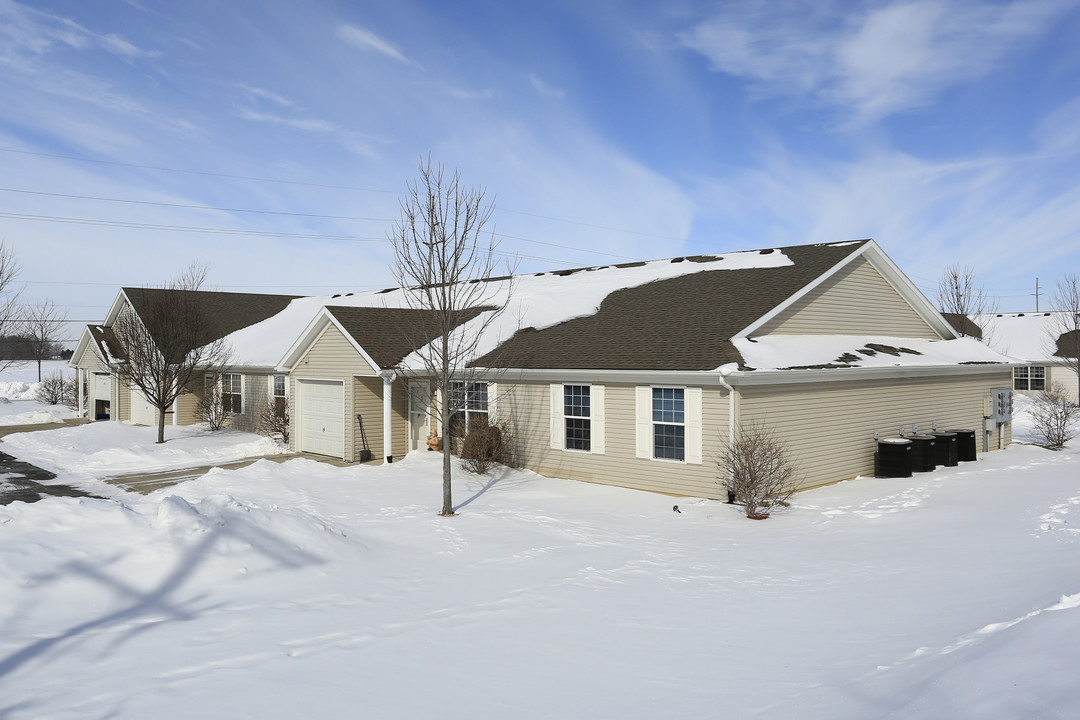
[299,379,344,457]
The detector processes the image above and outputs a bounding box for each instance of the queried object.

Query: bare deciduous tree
[1028,381,1079,449]
[389,158,513,516]
[1050,274,1080,392]
[20,299,68,382]
[112,263,231,444]
[0,241,25,373]
[719,421,800,519]
[198,378,229,431]
[256,396,290,445]
[937,263,995,338]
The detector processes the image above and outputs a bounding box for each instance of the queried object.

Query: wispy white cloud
[336,23,422,70]
[234,83,294,108]
[529,73,565,98]
[0,0,159,60]
[235,108,338,134]
[679,0,1072,124]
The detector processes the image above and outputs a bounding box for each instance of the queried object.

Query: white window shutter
[488,382,498,423]
[686,386,703,465]
[550,384,563,450]
[635,386,652,459]
[591,384,605,455]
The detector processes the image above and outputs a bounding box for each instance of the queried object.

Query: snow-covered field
[1,403,1078,718]
[0,360,79,426]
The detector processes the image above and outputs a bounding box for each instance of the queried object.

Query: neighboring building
[974,312,1080,402]
[71,239,1017,498]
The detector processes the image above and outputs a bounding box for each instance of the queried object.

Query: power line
[1,146,673,249]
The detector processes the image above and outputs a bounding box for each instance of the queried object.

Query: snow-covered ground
[1,402,1078,718]
[0,360,79,426]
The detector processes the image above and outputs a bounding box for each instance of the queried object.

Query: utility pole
[1034,277,1041,312]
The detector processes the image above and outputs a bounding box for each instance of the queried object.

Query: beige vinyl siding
[756,256,940,338]
[117,382,130,422]
[175,376,204,425]
[291,323,382,462]
[351,378,409,462]
[738,371,1013,490]
[221,372,270,433]
[1013,363,1079,403]
[499,381,731,499]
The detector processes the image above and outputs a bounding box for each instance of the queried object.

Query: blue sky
[2,0,1079,339]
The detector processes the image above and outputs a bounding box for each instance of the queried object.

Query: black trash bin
[907,434,937,472]
[949,429,977,462]
[930,431,958,467]
[876,438,912,478]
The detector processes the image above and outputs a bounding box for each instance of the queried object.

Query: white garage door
[299,379,345,458]
[130,386,156,426]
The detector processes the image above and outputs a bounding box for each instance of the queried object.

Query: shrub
[257,396,290,445]
[199,382,228,431]
[1029,382,1079,450]
[460,415,513,475]
[35,371,68,405]
[719,421,799,518]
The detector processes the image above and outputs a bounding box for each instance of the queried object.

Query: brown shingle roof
[942,313,983,339]
[472,241,871,371]
[87,324,124,362]
[325,305,491,369]
[122,288,300,348]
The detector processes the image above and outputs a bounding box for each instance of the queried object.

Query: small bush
[460,415,512,475]
[719,421,799,518]
[1029,382,1079,450]
[199,382,228,431]
[35,372,68,405]
[257,397,290,445]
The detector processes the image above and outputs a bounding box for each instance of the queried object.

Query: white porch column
[380,370,397,463]
[77,368,85,418]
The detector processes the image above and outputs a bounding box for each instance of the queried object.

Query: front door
[408,380,431,451]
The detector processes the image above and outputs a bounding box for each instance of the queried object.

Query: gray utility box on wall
[990,388,1013,424]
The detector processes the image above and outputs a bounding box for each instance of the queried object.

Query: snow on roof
[224,248,796,367]
[731,334,1012,372]
[976,312,1066,361]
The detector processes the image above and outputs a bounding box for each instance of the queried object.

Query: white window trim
[1014,365,1047,391]
[550,383,605,455]
[222,372,244,414]
[449,381,490,433]
[635,385,701,464]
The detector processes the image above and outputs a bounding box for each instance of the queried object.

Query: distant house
[71,239,1016,498]
[974,312,1080,402]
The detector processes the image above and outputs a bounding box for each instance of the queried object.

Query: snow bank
[2,438,1080,718]
[1,421,286,476]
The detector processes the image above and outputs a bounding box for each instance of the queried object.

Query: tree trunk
[157,405,166,444]
[37,358,42,383]
[440,401,454,516]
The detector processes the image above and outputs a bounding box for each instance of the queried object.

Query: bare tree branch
[0,241,25,373]
[20,299,68,382]
[1050,274,1080,394]
[389,157,515,516]
[937,263,996,339]
[112,264,232,444]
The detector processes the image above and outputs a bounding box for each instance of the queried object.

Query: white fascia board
[727,362,1015,386]
[468,367,731,386]
[68,326,95,368]
[276,307,381,376]
[733,240,958,340]
[103,290,132,326]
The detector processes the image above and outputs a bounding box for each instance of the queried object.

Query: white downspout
[380,370,397,463]
[77,368,85,419]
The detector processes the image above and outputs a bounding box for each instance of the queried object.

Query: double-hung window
[1014,366,1046,391]
[222,373,243,414]
[652,387,685,461]
[563,385,591,452]
[449,381,488,437]
[271,374,287,417]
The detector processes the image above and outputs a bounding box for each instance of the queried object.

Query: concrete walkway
[105,452,371,494]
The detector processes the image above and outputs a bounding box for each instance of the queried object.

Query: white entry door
[130,386,156,426]
[408,380,431,451]
[298,379,345,458]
